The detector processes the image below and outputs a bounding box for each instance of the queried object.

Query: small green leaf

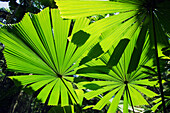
[128,84,149,106]
[83,105,94,110]
[131,84,158,98]
[151,102,162,112]
[37,79,57,103]
[93,86,121,110]
[75,89,84,106]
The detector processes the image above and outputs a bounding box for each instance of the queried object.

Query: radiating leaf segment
[0,8,96,106]
[56,0,169,112]
[76,33,158,112]
[0,0,169,112]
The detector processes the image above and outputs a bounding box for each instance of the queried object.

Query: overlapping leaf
[56,1,169,112]
[0,8,101,106]
[76,29,158,113]
[56,0,170,64]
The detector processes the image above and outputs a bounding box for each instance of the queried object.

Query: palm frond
[0,8,99,106]
[76,30,158,112]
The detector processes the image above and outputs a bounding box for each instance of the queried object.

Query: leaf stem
[60,78,79,105]
[126,84,135,113]
[151,5,167,113]
[60,77,81,113]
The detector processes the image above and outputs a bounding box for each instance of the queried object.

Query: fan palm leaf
[56,0,170,64]
[56,0,170,111]
[0,7,101,106]
[76,29,158,113]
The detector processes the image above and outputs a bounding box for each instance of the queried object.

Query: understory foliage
[0,0,170,113]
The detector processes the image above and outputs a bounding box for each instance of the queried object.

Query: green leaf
[75,24,155,110]
[9,75,56,86]
[141,65,157,74]
[123,90,128,113]
[37,79,57,103]
[62,79,79,105]
[75,89,84,106]
[48,80,60,105]
[56,1,139,19]
[130,84,158,98]
[0,22,5,26]
[128,84,149,106]
[107,39,130,68]
[83,105,94,110]
[107,85,125,113]
[131,79,157,86]
[153,98,162,103]
[0,7,96,106]
[151,102,162,112]
[127,16,149,73]
[60,79,69,106]
[93,86,121,110]
[56,0,169,112]
[85,84,120,100]
[27,78,56,91]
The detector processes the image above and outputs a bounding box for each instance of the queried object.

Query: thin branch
[60,77,79,105]
[7,0,25,23]
[151,4,167,113]
[11,86,26,113]
[60,78,81,113]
